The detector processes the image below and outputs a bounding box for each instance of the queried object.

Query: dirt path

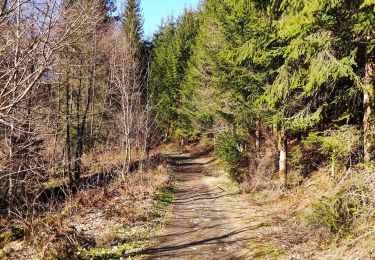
[139,154,272,260]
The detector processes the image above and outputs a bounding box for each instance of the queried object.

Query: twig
[345,229,375,248]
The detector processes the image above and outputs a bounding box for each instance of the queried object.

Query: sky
[118,0,201,39]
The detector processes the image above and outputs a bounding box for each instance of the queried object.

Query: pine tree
[150,0,375,189]
[151,10,199,142]
[123,0,143,54]
[266,0,374,173]
[183,0,271,150]
[151,20,178,137]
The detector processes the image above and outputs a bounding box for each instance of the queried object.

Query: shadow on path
[124,226,263,258]
[132,154,263,260]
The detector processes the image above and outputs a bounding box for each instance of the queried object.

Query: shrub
[290,147,303,172]
[308,183,370,234]
[215,132,241,180]
[304,125,361,176]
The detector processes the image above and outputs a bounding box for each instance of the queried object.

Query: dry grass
[82,147,126,175]
[244,157,375,259]
[247,165,334,258]
[155,142,187,155]
[155,137,214,157]
[0,161,173,259]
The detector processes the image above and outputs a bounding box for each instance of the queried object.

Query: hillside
[1,0,375,259]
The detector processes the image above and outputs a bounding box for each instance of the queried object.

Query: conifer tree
[151,10,199,142]
[150,0,375,189]
[264,0,375,177]
[183,0,271,153]
[123,0,143,53]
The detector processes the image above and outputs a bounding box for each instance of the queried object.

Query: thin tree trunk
[255,119,260,160]
[66,67,73,186]
[0,0,7,16]
[278,128,288,189]
[7,0,20,214]
[364,54,375,163]
[74,62,82,184]
[53,83,61,163]
[75,58,95,184]
[89,29,97,147]
[7,122,14,216]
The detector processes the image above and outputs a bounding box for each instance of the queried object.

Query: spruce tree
[123,0,143,53]
[264,0,375,170]
[150,0,375,188]
[151,11,199,142]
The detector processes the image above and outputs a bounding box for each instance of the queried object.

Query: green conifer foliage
[151,10,199,141]
[149,0,375,186]
[123,0,143,53]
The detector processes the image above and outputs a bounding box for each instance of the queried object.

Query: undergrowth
[215,132,241,180]
[308,182,371,235]
[153,187,176,217]
[0,161,174,259]
[248,161,375,258]
[66,179,177,259]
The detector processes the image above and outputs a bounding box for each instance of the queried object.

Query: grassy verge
[0,160,176,259]
[153,186,176,219]
[252,245,287,259]
[65,182,177,259]
[243,164,375,259]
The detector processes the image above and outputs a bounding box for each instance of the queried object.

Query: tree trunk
[364,55,375,163]
[74,58,95,184]
[278,129,288,188]
[255,119,260,160]
[89,29,97,147]
[0,0,7,16]
[65,68,73,186]
[73,63,82,185]
[7,123,14,216]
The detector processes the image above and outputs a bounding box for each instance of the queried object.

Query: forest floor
[135,153,287,260]
[64,149,375,259]
[139,149,375,260]
[3,147,373,259]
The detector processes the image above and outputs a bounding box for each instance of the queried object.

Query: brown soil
[137,154,276,260]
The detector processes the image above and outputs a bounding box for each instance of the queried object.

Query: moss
[153,186,175,217]
[41,177,66,189]
[253,245,287,259]
[69,240,144,259]
[113,226,132,234]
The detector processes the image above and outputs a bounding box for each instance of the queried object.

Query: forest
[0,0,375,258]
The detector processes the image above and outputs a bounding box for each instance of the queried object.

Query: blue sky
[118,0,201,39]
